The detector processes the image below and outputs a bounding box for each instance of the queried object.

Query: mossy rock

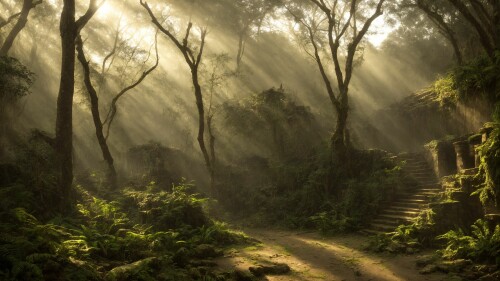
[105,257,160,281]
[233,269,261,281]
[436,259,472,273]
[419,264,438,274]
[192,244,223,259]
[249,263,290,277]
[416,254,438,268]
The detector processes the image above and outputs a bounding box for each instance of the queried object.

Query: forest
[0,0,499,280]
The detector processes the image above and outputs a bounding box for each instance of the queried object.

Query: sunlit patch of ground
[216,229,451,281]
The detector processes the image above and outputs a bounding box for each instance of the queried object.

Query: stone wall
[355,90,491,152]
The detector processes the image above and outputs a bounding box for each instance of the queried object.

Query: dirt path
[216,229,450,281]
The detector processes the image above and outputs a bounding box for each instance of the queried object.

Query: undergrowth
[473,124,500,206]
[432,51,500,109]
[437,219,500,266]
[0,144,248,281]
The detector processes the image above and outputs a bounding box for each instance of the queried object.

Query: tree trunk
[236,31,246,70]
[76,37,118,189]
[55,0,77,211]
[192,70,214,191]
[494,1,500,51]
[416,0,463,65]
[331,103,349,162]
[0,0,32,56]
[207,115,216,193]
[448,0,494,58]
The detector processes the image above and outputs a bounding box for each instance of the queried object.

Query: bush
[0,56,34,104]
[453,51,500,103]
[124,182,209,231]
[437,219,500,265]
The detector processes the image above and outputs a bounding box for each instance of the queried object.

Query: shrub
[124,182,209,231]
[437,219,500,265]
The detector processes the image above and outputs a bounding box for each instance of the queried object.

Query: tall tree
[413,0,464,64]
[140,0,216,192]
[288,0,385,162]
[446,0,498,58]
[0,0,43,56]
[75,29,159,189]
[55,0,103,210]
[232,0,282,69]
[397,0,499,61]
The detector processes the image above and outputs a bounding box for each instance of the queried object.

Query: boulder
[249,263,291,277]
[105,257,158,281]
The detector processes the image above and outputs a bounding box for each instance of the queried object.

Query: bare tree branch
[0,0,43,56]
[103,31,160,139]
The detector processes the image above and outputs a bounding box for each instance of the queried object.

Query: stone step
[404,165,433,171]
[378,213,415,221]
[411,177,438,182]
[369,222,398,232]
[368,152,439,234]
[403,161,428,166]
[404,165,431,171]
[402,188,440,194]
[360,228,387,236]
[399,193,433,200]
[391,201,427,209]
[397,198,428,204]
[385,205,421,212]
[407,169,435,175]
[416,181,440,186]
[382,209,421,216]
[417,186,442,191]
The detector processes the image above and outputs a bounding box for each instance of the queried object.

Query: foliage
[0,208,99,281]
[437,219,500,265]
[218,144,408,234]
[124,182,209,231]
[308,163,406,234]
[453,51,500,103]
[0,56,34,104]
[473,124,500,206]
[429,51,500,113]
[432,75,458,108]
[0,167,246,281]
[1,131,58,218]
[219,87,320,160]
[367,209,436,253]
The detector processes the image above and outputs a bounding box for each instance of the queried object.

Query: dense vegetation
[1,0,499,280]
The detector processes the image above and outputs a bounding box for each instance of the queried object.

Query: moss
[474,124,500,206]
[431,75,458,108]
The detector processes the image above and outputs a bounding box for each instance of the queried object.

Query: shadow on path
[216,229,447,281]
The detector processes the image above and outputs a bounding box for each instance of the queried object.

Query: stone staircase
[364,152,442,235]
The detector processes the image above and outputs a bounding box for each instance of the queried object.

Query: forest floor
[216,228,453,281]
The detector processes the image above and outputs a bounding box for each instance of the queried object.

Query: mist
[3,0,456,172]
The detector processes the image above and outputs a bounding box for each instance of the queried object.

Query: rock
[419,264,438,274]
[436,259,472,273]
[416,255,438,268]
[105,257,158,281]
[386,241,405,253]
[249,263,291,277]
[192,244,223,259]
[233,269,258,281]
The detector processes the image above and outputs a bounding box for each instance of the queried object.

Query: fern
[437,219,500,263]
